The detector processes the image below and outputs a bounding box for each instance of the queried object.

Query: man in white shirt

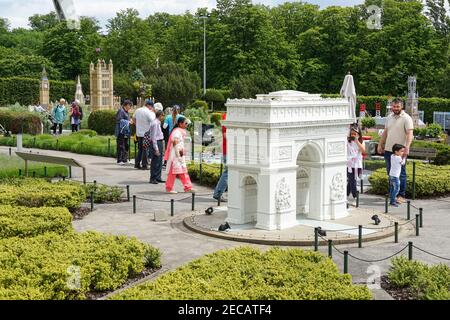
[377,98,414,203]
[133,99,156,169]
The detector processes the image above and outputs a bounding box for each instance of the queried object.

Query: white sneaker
[167,190,178,194]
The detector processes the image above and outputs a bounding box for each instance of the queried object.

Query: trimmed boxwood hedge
[113,247,372,300]
[388,256,450,300]
[0,109,42,134]
[0,231,162,300]
[368,162,450,198]
[0,178,86,210]
[88,110,117,135]
[0,205,72,239]
[0,154,68,179]
[187,162,221,188]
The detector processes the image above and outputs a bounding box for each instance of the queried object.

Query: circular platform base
[183,207,414,246]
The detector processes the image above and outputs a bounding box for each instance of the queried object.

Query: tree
[28,12,59,32]
[229,72,286,99]
[425,0,450,36]
[149,62,200,107]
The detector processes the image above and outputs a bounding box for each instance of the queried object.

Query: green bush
[0,205,72,239]
[361,116,376,129]
[0,154,68,179]
[83,183,124,203]
[0,231,162,300]
[113,247,371,300]
[187,162,221,188]
[210,112,223,127]
[410,140,450,165]
[364,160,386,171]
[0,77,75,107]
[368,162,450,198]
[0,109,42,134]
[72,129,97,137]
[0,178,86,210]
[388,256,450,300]
[88,110,117,135]
[184,104,209,124]
[188,100,208,111]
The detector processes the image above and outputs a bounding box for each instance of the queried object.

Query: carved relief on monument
[275,178,292,212]
[328,142,345,157]
[330,173,345,201]
[278,146,292,161]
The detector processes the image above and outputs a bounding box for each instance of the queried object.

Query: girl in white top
[347,124,365,200]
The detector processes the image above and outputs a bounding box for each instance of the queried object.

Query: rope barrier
[345,245,409,263]
[412,245,450,261]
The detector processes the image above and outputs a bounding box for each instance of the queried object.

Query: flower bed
[112,247,372,300]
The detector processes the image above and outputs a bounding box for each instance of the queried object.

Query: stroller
[0,123,11,137]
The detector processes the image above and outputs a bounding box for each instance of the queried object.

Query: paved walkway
[1,146,449,297]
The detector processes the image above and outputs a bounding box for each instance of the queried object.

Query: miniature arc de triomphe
[222,90,354,231]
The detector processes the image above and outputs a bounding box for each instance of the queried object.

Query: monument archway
[224,90,353,231]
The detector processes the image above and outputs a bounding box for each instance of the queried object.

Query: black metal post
[419,208,423,228]
[356,191,360,208]
[394,222,399,243]
[108,138,111,156]
[171,199,174,217]
[62,176,66,181]
[133,196,136,214]
[408,242,413,260]
[127,185,130,202]
[358,225,363,248]
[32,171,36,178]
[44,167,47,177]
[314,228,319,252]
[407,201,411,220]
[328,240,333,258]
[90,191,94,211]
[192,193,195,211]
[9,147,11,156]
[412,161,416,200]
[360,179,364,194]
[191,137,194,162]
[385,195,389,213]
[56,139,59,150]
[344,251,349,274]
[69,166,72,178]
[199,153,203,185]
[415,214,420,236]
[220,155,223,177]
[18,169,22,177]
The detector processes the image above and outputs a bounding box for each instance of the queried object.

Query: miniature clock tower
[39,67,50,109]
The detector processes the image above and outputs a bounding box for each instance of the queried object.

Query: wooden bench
[15,151,87,184]
[408,147,437,163]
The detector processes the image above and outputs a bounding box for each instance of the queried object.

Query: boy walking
[389,144,406,207]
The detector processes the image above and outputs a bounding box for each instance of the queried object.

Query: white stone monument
[223,90,354,231]
[75,75,85,105]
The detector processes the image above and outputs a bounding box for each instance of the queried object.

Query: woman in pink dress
[164,117,195,194]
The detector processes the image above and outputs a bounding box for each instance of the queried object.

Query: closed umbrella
[340,73,357,122]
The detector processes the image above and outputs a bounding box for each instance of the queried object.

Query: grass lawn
[0,154,68,178]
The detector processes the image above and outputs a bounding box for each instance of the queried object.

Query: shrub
[411,140,450,165]
[188,100,208,111]
[388,256,450,300]
[0,109,42,134]
[88,110,117,135]
[361,116,376,129]
[210,113,223,127]
[0,178,86,210]
[184,103,209,124]
[363,160,386,171]
[83,183,124,203]
[0,231,162,300]
[112,247,371,300]
[368,162,450,198]
[187,162,221,188]
[0,205,72,239]
[72,129,97,137]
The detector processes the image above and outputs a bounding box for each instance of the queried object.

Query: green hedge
[364,160,386,172]
[321,94,450,124]
[0,231,162,300]
[113,247,371,300]
[0,133,127,158]
[0,178,86,211]
[0,77,75,106]
[83,183,124,203]
[0,205,72,239]
[88,110,117,136]
[187,162,221,188]
[388,256,450,300]
[368,163,450,198]
[0,154,68,179]
[0,109,42,134]
[410,140,450,165]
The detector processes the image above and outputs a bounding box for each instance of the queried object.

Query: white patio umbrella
[340,72,357,123]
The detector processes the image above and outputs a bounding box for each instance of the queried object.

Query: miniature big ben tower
[39,67,50,109]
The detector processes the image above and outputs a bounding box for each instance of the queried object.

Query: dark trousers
[151,140,164,181]
[347,169,358,198]
[71,124,79,132]
[52,123,63,134]
[135,137,148,168]
[117,134,129,163]
[384,151,407,197]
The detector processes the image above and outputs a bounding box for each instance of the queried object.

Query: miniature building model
[39,67,50,109]
[223,91,354,230]
[89,59,114,111]
[75,75,85,105]
[405,76,420,128]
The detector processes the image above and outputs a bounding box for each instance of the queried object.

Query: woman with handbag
[163,116,195,194]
